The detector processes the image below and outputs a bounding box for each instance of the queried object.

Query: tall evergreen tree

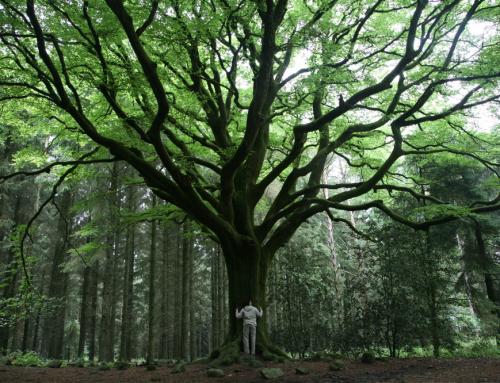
[41,190,73,359]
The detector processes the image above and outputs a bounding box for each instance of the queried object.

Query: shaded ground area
[0,357,498,383]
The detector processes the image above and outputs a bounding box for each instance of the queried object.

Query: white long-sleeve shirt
[236,305,263,326]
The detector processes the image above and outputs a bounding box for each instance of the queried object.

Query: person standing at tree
[235,300,263,355]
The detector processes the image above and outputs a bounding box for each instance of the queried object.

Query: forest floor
[0,356,499,383]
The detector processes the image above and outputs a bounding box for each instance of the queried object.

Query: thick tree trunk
[210,238,287,363]
[208,235,290,364]
[225,248,268,343]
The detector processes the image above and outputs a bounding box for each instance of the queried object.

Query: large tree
[0,0,499,359]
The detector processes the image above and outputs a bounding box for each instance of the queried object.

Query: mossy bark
[210,238,288,365]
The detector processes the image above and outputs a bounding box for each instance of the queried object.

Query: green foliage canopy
[0,0,499,257]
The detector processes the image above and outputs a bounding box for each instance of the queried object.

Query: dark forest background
[1,153,498,365]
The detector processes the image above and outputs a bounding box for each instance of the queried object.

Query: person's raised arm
[258,307,263,317]
[235,308,242,318]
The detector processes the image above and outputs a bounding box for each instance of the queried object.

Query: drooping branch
[329,198,500,230]
[51,198,88,268]
[136,0,159,37]
[0,149,117,183]
[403,144,500,177]
[18,158,83,287]
[282,182,447,208]
[264,192,500,255]
[325,209,375,242]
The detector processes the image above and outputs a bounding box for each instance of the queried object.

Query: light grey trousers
[242,324,256,355]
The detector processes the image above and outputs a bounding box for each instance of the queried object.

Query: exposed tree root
[209,338,290,366]
[259,342,290,362]
[209,339,240,366]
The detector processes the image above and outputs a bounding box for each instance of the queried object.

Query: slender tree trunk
[17,178,43,353]
[98,162,121,362]
[322,172,340,292]
[210,246,219,352]
[119,216,136,361]
[21,315,30,353]
[429,285,440,357]
[41,190,73,358]
[189,250,196,360]
[98,235,119,362]
[456,232,478,317]
[98,241,116,362]
[218,248,227,346]
[31,309,41,353]
[32,258,49,354]
[109,260,118,358]
[181,223,192,361]
[146,196,157,364]
[159,221,169,359]
[210,244,228,351]
[0,194,23,352]
[119,183,137,361]
[173,224,183,359]
[88,261,99,363]
[423,230,440,358]
[78,265,91,358]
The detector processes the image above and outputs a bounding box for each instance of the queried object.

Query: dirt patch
[0,357,498,383]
